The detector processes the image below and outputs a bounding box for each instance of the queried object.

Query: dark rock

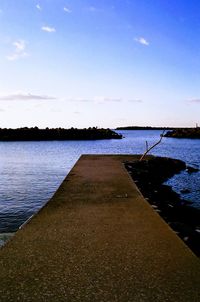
[125,156,186,184]
[186,166,199,173]
[180,189,191,194]
[165,128,200,139]
[169,222,194,236]
[124,156,200,257]
[0,127,122,141]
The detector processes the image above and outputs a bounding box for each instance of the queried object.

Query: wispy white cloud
[6,40,29,61]
[0,93,57,101]
[94,97,122,104]
[128,99,143,103]
[187,98,200,103]
[134,37,149,46]
[66,97,122,103]
[65,97,142,104]
[13,40,26,52]
[88,6,97,12]
[36,4,42,11]
[67,98,92,102]
[41,26,56,33]
[87,6,103,12]
[64,7,72,13]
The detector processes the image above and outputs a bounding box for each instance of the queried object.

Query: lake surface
[0,130,199,233]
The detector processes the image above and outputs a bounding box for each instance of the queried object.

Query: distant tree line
[0,127,122,141]
[116,126,178,130]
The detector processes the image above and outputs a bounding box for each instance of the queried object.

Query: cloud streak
[64,7,72,13]
[134,37,149,46]
[36,4,42,11]
[128,99,143,103]
[41,26,56,33]
[6,40,28,61]
[88,6,97,12]
[67,98,92,103]
[0,93,57,101]
[187,98,200,103]
[66,97,142,104]
[86,6,103,13]
[94,97,122,103]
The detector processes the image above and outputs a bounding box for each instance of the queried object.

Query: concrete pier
[0,155,200,301]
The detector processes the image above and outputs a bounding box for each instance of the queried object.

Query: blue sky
[0,0,200,128]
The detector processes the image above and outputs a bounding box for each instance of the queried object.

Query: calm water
[0,130,199,232]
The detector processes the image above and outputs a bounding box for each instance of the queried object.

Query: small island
[165,128,200,139]
[0,127,122,141]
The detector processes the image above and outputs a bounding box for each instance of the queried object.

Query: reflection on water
[0,130,199,232]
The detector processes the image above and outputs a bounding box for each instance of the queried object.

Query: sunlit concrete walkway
[0,155,200,301]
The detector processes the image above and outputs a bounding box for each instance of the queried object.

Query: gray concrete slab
[0,155,200,301]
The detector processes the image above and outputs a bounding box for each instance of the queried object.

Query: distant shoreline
[116,126,195,130]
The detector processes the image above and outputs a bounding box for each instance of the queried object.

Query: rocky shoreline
[0,127,122,141]
[125,157,200,257]
[165,128,200,139]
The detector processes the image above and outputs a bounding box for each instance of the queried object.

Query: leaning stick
[139,130,165,161]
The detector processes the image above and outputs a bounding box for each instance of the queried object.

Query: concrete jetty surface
[0,155,200,301]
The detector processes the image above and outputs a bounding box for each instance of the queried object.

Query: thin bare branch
[145,141,148,152]
[139,130,165,161]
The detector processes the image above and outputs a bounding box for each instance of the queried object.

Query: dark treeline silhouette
[165,128,200,139]
[116,126,176,130]
[0,127,122,141]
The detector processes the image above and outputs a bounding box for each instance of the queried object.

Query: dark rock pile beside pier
[165,128,200,139]
[125,157,200,257]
